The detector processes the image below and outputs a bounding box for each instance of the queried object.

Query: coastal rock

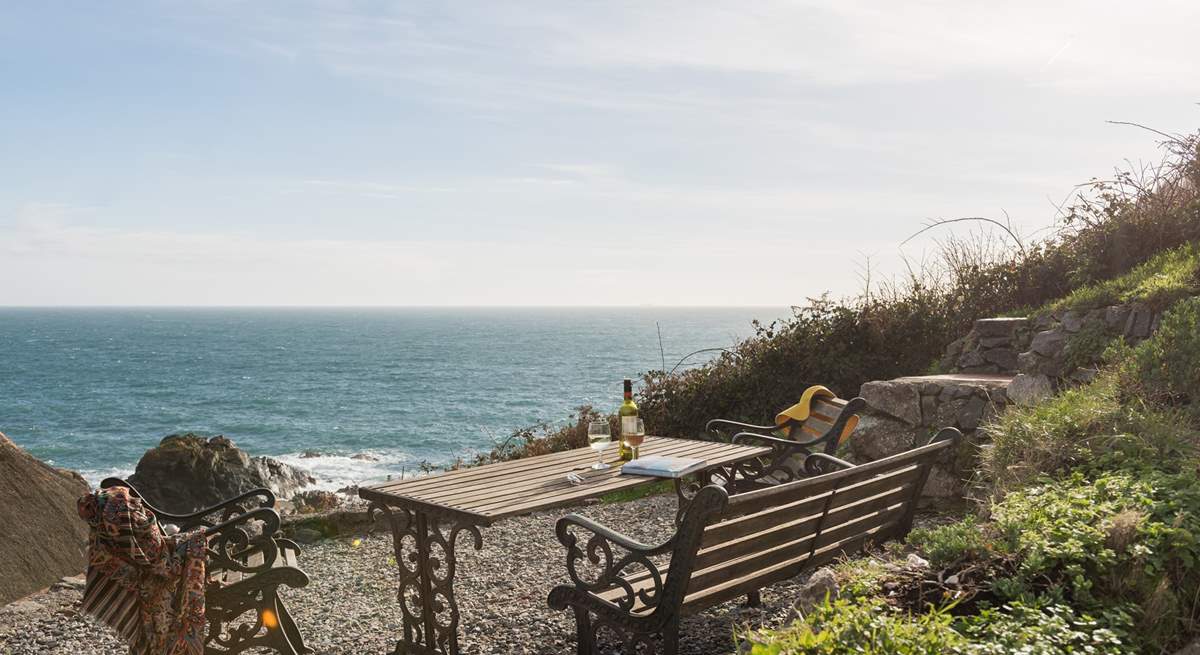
[0,431,91,605]
[292,490,342,514]
[128,433,315,514]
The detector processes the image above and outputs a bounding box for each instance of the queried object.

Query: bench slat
[702,464,921,546]
[722,440,946,519]
[696,479,917,570]
[681,522,892,613]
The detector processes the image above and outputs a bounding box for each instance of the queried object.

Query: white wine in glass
[588,421,612,470]
[623,418,646,460]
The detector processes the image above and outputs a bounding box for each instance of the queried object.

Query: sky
[1,1,1197,306]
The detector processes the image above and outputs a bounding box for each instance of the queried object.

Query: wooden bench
[548,428,959,655]
[101,478,311,655]
[705,393,867,484]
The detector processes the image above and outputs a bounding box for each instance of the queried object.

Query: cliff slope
[0,431,89,605]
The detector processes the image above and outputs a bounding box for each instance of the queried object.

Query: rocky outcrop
[0,431,90,605]
[854,374,1012,498]
[127,433,315,514]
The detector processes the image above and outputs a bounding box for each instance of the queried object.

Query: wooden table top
[359,436,771,526]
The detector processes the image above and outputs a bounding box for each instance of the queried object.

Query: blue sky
[1,1,1197,305]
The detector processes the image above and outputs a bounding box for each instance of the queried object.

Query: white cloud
[0,203,893,306]
[188,1,1198,93]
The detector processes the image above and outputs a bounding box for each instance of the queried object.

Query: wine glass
[588,421,612,470]
[623,418,646,460]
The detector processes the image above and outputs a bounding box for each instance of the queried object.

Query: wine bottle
[618,378,638,461]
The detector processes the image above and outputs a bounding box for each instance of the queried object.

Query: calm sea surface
[0,307,783,488]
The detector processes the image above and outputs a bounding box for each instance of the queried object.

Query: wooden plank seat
[101,478,311,655]
[548,429,960,655]
[704,393,868,487]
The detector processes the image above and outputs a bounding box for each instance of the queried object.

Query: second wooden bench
[548,428,960,655]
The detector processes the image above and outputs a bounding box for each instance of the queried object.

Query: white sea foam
[79,466,135,489]
[274,449,420,491]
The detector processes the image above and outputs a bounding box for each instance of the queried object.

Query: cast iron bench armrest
[730,432,810,450]
[554,513,673,615]
[555,513,674,558]
[705,418,777,434]
[207,507,283,541]
[804,452,855,474]
[101,476,276,530]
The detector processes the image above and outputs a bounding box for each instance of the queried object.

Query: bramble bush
[741,129,1200,655]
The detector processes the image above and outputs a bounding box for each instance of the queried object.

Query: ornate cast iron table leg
[369,503,484,655]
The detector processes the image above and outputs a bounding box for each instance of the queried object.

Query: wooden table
[358,436,771,655]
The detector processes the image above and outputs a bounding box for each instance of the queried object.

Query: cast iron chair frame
[100,478,311,655]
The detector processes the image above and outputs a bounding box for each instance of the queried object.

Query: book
[620,455,707,479]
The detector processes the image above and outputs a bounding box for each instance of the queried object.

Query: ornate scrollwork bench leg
[370,503,483,655]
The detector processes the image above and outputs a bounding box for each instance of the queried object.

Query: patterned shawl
[77,486,207,655]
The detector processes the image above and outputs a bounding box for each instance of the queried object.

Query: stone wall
[1009,303,1165,405]
[852,300,1181,501]
[853,374,1011,498]
[940,317,1031,375]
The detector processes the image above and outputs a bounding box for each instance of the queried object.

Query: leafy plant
[1130,297,1200,407]
[908,517,994,568]
[1062,320,1119,373]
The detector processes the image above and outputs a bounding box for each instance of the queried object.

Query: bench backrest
[784,396,855,444]
[665,430,958,611]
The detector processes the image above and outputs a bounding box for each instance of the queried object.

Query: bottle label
[621,416,638,435]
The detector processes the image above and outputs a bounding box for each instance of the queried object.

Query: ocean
[0,307,784,490]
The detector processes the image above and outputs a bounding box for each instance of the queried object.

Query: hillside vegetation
[638,128,1200,437]
[745,296,1200,653]
[734,130,1200,654]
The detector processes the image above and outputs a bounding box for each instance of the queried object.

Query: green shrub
[1130,296,1200,406]
[957,601,1131,655]
[980,373,1193,493]
[1049,241,1200,312]
[742,597,966,654]
[992,469,1200,650]
[908,517,995,568]
[1062,320,1120,373]
[741,597,1132,655]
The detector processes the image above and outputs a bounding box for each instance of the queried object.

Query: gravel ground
[0,494,814,654]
